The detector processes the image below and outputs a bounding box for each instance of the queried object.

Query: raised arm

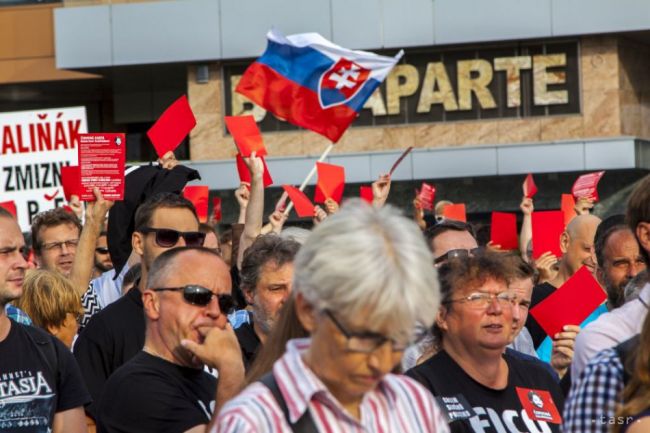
[236,152,265,270]
[519,197,533,261]
[69,188,113,297]
[372,174,392,208]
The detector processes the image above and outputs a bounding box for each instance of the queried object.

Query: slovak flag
[236,29,403,143]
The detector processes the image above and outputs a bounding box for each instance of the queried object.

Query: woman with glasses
[214,201,449,433]
[406,253,564,433]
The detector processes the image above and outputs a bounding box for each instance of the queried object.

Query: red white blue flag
[236,29,403,143]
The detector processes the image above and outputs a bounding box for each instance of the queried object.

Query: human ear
[132,232,145,257]
[560,231,570,254]
[142,290,161,320]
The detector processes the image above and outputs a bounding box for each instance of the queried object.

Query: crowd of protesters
[1,150,650,433]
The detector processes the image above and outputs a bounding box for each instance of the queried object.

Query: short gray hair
[293,200,440,343]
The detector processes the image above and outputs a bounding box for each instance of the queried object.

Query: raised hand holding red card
[490,212,518,250]
[236,153,273,187]
[531,210,564,259]
[314,162,345,204]
[78,133,126,201]
[225,115,267,157]
[530,266,606,338]
[283,185,315,218]
[147,95,196,158]
[523,173,538,199]
[572,171,605,201]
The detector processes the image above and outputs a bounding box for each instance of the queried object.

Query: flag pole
[283,143,335,216]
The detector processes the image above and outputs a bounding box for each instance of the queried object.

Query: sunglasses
[434,247,482,265]
[139,227,206,248]
[95,247,109,254]
[152,285,235,312]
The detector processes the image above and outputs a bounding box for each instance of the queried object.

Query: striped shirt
[214,338,450,433]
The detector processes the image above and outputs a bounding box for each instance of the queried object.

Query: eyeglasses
[138,228,206,248]
[434,247,482,265]
[151,285,235,313]
[446,291,517,309]
[324,310,408,353]
[95,247,109,254]
[41,239,79,252]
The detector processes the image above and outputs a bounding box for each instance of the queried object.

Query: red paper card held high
[443,203,466,222]
[283,185,315,218]
[147,95,196,158]
[314,162,345,204]
[418,183,435,211]
[572,171,605,202]
[523,174,538,199]
[490,212,518,250]
[212,197,222,222]
[224,115,267,157]
[360,186,373,204]
[531,211,564,259]
[530,266,606,338]
[78,133,126,201]
[183,186,209,223]
[60,165,82,202]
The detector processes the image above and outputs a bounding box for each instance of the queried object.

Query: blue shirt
[4,304,32,325]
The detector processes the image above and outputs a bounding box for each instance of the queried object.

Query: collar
[273,338,370,424]
[638,282,650,307]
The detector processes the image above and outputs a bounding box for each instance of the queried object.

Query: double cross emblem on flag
[319,59,371,109]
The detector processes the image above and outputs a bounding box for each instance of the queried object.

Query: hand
[181,323,244,373]
[534,251,558,284]
[313,205,327,226]
[520,197,534,216]
[551,325,581,376]
[372,174,391,207]
[413,197,426,230]
[68,195,84,221]
[486,241,504,252]
[243,151,264,180]
[157,151,179,170]
[85,188,114,228]
[574,197,595,215]
[234,184,250,208]
[324,198,339,215]
[269,210,287,234]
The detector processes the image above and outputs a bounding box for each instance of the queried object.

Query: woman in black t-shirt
[406,252,564,433]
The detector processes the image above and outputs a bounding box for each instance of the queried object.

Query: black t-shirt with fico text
[0,320,90,432]
[97,351,217,433]
[406,350,564,433]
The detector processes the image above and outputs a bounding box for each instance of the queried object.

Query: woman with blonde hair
[14,269,83,348]
[614,312,650,433]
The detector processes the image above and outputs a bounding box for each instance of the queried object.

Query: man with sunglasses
[74,192,205,426]
[425,219,480,266]
[97,247,244,433]
[93,231,113,278]
[0,207,90,433]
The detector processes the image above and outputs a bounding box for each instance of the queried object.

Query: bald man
[525,215,603,373]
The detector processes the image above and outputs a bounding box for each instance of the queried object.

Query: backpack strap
[259,372,319,433]
[614,334,640,386]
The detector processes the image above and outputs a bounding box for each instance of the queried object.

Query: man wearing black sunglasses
[74,192,204,426]
[93,231,113,278]
[97,247,244,433]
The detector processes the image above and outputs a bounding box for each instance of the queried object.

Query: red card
[490,212,518,250]
[60,165,82,202]
[224,115,267,157]
[78,133,126,201]
[0,201,17,219]
[147,95,196,158]
[418,183,435,211]
[572,171,605,202]
[531,211,564,259]
[236,154,273,188]
[283,185,315,218]
[443,204,466,222]
[183,186,209,223]
[561,194,577,227]
[314,162,345,204]
[515,387,562,424]
[360,186,373,204]
[530,266,606,338]
[523,174,538,199]
[212,197,222,222]
[389,146,413,175]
